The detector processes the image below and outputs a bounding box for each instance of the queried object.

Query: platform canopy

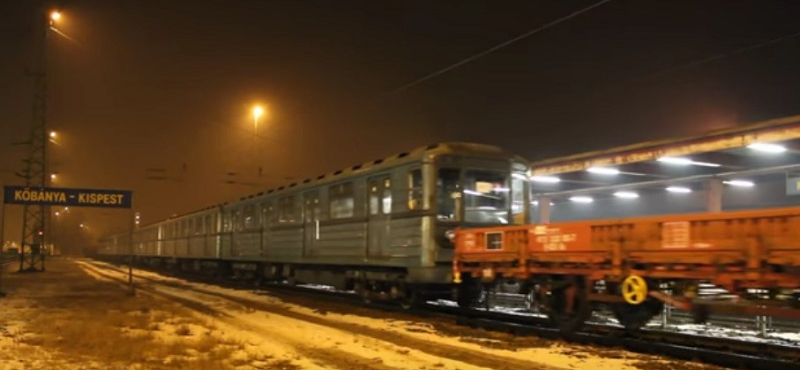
[528,114,800,221]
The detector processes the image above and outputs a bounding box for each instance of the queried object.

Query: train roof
[135,142,526,228]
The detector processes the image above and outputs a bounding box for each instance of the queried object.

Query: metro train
[99,142,530,306]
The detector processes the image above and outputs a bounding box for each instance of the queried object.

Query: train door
[367,175,391,258]
[303,191,320,257]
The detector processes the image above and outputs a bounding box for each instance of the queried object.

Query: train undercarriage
[107,255,451,309]
[455,272,800,333]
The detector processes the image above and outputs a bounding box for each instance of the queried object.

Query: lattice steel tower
[19,8,54,272]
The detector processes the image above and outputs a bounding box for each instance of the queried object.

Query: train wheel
[612,300,663,332]
[524,283,547,314]
[399,287,421,310]
[355,281,372,304]
[456,281,485,308]
[545,277,592,332]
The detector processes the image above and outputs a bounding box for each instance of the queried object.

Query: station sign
[3,186,133,208]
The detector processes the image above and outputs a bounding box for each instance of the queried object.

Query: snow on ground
[75,260,727,370]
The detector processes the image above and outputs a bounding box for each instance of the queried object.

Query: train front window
[437,167,514,224]
[437,168,461,221]
[463,169,510,224]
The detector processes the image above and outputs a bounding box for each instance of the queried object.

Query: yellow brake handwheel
[621,275,648,305]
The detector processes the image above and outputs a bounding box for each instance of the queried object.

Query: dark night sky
[2,0,800,246]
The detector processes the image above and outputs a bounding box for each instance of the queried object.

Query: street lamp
[252,106,265,177]
[253,106,264,133]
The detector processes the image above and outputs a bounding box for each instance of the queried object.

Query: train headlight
[445,229,456,242]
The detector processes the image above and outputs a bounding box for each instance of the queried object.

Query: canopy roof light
[657,156,720,167]
[530,175,561,183]
[587,167,620,175]
[724,180,755,188]
[666,186,692,193]
[614,191,639,199]
[747,142,786,153]
[569,196,594,203]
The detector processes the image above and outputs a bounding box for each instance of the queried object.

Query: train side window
[205,214,213,234]
[408,168,423,210]
[369,182,379,216]
[233,207,244,231]
[382,178,392,214]
[261,202,274,227]
[243,204,259,230]
[194,216,204,235]
[278,196,300,224]
[329,182,354,219]
[222,211,232,232]
[437,168,461,221]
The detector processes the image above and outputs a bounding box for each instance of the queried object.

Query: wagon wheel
[611,278,663,332]
[611,300,663,332]
[544,276,592,333]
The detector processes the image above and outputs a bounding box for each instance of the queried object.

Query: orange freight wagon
[454,207,800,331]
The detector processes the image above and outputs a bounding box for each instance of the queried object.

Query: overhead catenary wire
[388,0,614,95]
[642,29,800,80]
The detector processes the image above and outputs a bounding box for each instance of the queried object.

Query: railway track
[483,291,800,332]
[444,306,800,370]
[92,260,800,370]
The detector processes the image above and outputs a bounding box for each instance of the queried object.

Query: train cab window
[511,172,527,223]
[329,182,354,219]
[278,196,301,224]
[243,204,259,230]
[437,168,461,221]
[408,169,423,210]
[464,170,509,224]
